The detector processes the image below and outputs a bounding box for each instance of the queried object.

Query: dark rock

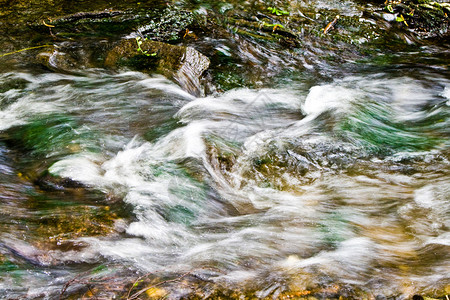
[37,44,95,72]
[35,7,194,41]
[35,171,87,192]
[381,0,449,38]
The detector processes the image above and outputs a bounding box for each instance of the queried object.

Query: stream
[0,0,449,299]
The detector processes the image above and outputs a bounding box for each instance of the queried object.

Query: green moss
[42,7,194,41]
[136,8,194,41]
[34,205,116,244]
[214,70,246,91]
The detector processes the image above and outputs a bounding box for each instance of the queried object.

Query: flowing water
[0,0,450,299]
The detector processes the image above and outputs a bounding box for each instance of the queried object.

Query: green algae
[143,118,184,143]
[340,103,442,153]
[7,114,99,158]
[0,258,20,272]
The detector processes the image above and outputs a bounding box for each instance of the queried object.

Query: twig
[42,20,55,27]
[59,274,84,300]
[126,272,153,300]
[323,15,340,34]
[59,271,107,300]
[0,45,52,58]
[127,271,191,300]
[86,285,98,300]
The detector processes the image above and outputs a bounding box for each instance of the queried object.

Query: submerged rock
[36,45,96,72]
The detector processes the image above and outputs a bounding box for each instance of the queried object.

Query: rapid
[0,0,449,298]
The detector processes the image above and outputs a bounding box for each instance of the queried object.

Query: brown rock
[105,39,210,96]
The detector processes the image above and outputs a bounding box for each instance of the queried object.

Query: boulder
[105,39,210,96]
[36,38,210,96]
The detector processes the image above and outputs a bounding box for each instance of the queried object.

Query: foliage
[267,7,289,16]
[261,21,285,31]
[0,45,52,58]
[396,14,408,26]
[386,4,394,13]
[135,37,157,57]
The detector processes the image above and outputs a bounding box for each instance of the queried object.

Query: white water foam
[8,71,448,295]
[302,84,357,115]
[443,86,450,106]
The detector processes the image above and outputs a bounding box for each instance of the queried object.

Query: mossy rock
[36,38,210,95]
[35,7,194,41]
[34,205,117,246]
[105,39,210,96]
[381,0,449,38]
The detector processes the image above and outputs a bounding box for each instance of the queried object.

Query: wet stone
[36,39,210,95]
[34,7,194,41]
[378,0,450,38]
[105,39,210,96]
[34,205,117,248]
[34,172,87,192]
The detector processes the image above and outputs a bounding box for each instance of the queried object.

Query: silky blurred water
[0,66,449,298]
[1,0,450,297]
